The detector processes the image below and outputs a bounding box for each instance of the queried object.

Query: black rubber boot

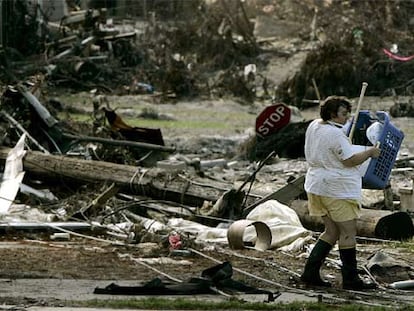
[300,239,332,287]
[339,248,377,290]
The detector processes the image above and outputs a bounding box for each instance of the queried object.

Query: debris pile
[1,0,262,102]
[274,1,414,107]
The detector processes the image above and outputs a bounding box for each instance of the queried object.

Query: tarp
[0,134,26,214]
[244,200,311,250]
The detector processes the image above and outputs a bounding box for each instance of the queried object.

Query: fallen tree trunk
[291,200,414,240]
[0,148,235,208]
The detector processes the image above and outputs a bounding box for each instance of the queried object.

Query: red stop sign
[256,103,291,137]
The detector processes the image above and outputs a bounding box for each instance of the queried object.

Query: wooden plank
[242,175,305,217]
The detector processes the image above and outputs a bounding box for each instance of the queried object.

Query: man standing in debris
[301,96,380,290]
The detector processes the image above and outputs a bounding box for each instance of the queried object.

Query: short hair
[320,96,352,121]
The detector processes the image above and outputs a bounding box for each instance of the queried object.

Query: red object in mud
[255,103,291,137]
[168,233,182,250]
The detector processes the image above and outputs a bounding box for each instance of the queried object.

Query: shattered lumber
[103,31,137,41]
[0,148,230,207]
[60,9,101,27]
[291,200,414,240]
[0,111,51,154]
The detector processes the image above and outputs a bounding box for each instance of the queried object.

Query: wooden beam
[243,175,305,217]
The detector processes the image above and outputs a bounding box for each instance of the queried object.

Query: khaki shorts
[307,193,361,222]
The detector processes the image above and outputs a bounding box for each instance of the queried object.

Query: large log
[0,148,234,208]
[291,200,414,240]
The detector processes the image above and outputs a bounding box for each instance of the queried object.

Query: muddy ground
[1,234,413,309]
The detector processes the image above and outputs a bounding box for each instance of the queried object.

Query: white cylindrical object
[390,280,414,289]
